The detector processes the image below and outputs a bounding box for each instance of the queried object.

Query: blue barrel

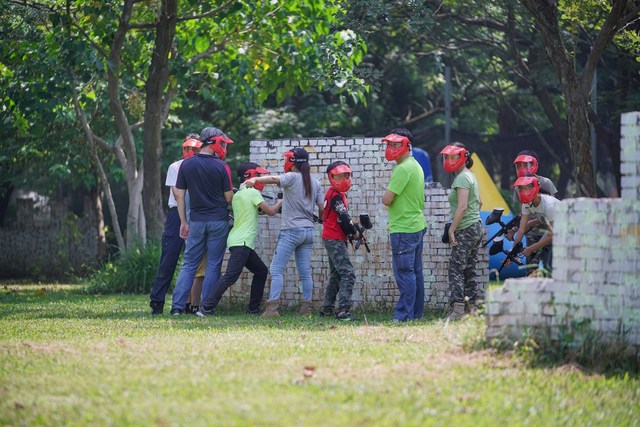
[480,211,527,280]
[412,147,433,182]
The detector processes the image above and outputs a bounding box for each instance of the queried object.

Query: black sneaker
[196,306,215,317]
[150,301,164,315]
[169,308,184,316]
[188,305,200,315]
[319,307,334,317]
[336,311,355,321]
[246,308,261,315]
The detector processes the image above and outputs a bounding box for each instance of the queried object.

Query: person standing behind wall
[149,135,202,315]
[245,147,324,317]
[321,161,359,321]
[170,127,234,315]
[380,128,427,323]
[440,142,483,321]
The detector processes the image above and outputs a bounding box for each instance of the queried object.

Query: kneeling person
[512,174,560,272]
[321,161,359,321]
[198,163,282,316]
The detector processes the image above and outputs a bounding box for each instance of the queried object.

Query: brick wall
[223,138,489,310]
[486,111,640,347]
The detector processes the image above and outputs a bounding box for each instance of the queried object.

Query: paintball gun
[482,208,521,248]
[351,213,372,253]
[489,237,524,273]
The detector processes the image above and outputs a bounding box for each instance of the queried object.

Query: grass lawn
[1,283,638,426]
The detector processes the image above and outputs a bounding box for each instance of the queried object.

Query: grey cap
[200,127,226,144]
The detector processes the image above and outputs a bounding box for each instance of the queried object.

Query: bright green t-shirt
[227,187,265,250]
[387,157,426,233]
[448,168,481,230]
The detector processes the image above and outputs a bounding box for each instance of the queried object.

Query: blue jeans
[171,220,229,311]
[390,228,426,321]
[268,228,315,302]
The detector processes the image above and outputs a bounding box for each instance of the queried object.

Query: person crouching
[197,162,282,317]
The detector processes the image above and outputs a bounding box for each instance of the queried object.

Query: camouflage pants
[323,239,356,311]
[449,221,483,304]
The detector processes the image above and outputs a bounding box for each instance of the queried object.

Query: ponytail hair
[299,161,312,199]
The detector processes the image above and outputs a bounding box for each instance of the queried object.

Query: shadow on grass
[0,285,448,328]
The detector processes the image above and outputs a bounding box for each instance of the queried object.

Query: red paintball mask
[204,135,234,160]
[513,175,540,204]
[440,145,469,173]
[182,138,202,160]
[381,133,411,162]
[242,165,269,191]
[513,154,538,177]
[327,163,352,193]
[282,148,308,173]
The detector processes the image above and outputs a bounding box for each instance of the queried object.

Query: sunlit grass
[1,283,638,426]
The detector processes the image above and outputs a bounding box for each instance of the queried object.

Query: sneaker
[188,305,200,315]
[196,306,215,317]
[169,308,184,316]
[246,308,261,315]
[336,311,355,321]
[150,301,164,315]
[319,307,334,317]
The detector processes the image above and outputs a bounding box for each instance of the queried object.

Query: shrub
[484,320,640,375]
[86,242,162,294]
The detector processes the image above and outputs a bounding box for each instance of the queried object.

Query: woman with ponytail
[245,147,323,317]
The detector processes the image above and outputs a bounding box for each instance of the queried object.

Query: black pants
[201,245,268,312]
[149,208,184,304]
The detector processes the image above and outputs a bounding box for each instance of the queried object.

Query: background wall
[0,196,100,278]
[224,137,489,310]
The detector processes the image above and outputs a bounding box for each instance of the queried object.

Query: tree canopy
[1,0,638,254]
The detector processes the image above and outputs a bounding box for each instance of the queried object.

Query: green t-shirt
[448,169,481,230]
[387,157,426,233]
[227,187,265,250]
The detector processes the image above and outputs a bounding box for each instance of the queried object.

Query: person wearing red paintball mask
[509,150,558,268]
[511,174,560,273]
[380,128,427,323]
[244,147,324,317]
[440,142,483,321]
[170,126,234,315]
[320,161,359,321]
[149,134,202,315]
[197,162,283,317]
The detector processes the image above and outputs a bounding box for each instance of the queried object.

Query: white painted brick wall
[486,112,640,347]
[220,138,489,310]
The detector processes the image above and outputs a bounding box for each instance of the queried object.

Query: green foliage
[86,242,162,294]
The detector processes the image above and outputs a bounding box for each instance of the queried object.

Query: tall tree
[519,0,640,197]
[3,0,366,252]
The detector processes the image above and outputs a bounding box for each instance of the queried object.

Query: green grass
[1,283,638,427]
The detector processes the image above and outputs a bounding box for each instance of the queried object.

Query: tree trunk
[107,0,146,246]
[143,0,178,241]
[93,187,107,259]
[519,0,598,197]
[565,86,597,197]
